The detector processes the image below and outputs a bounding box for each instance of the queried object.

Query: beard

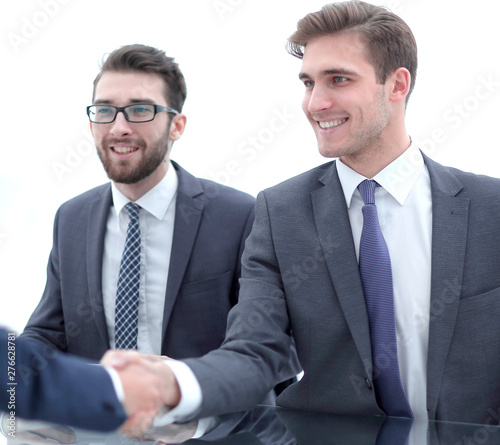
[96,128,170,184]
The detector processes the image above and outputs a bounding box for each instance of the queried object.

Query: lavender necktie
[114,202,141,349]
[358,180,413,418]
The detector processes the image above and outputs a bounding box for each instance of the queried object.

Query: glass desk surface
[5,404,500,445]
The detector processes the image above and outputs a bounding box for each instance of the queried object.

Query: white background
[1,0,499,333]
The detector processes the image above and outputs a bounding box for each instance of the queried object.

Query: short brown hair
[92,44,187,112]
[287,1,417,100]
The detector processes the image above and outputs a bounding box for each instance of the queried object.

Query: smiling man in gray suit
[21,46,301,394]
[140,1,500,426]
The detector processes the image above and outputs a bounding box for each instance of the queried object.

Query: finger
[120,409,156,438]
[101,350,141,369]
[139,353,163,362]
[139,354,172,362]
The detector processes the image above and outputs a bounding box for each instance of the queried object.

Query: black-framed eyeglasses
[86,103,179,124]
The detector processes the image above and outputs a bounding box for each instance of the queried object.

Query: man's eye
[303,80,314,87]
[131,106,150,114]
[97,107,112,115]
[333,77,348,83]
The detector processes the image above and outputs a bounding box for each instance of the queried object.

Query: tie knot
[358,179,379,205]
[125,202,140,221]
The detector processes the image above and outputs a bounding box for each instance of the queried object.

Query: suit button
[365,378,373,390]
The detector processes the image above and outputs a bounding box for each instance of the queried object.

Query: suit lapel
[161,162,205,340]
[311,162,374,373]
[86,185,112,348]
[424,155,469,417]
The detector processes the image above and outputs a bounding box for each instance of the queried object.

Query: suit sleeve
[231,203,255,306]
[183,191,294,418]
[0,328,125,432]
[234,201,302,386]
[22,208,68,352]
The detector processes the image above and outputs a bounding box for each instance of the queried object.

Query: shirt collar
[336,142,424,208]
[111,161,179,221]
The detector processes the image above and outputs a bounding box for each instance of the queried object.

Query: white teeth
[319,118,347,129]
[112,146,137,154]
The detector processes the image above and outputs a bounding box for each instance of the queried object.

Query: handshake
[101,350,183,436]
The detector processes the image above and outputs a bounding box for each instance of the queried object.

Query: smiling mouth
[318,118,348,129]
[111,146,139,154]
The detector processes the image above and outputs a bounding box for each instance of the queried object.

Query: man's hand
[100,350,182,435]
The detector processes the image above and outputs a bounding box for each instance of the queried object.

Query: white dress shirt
[102,162,178,355]
[336,143,432,420]
[100,164,213,436]
[169,144,433,423]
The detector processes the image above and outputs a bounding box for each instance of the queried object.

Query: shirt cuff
[103,365,125,403]
[193,416,220,438]
[153,360,202,426]
[0,413,6,437]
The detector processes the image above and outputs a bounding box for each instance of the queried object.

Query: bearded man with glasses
[21,44,301,425]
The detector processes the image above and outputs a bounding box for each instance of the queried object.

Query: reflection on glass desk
[6,404,500,445]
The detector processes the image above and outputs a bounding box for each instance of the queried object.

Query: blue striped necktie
[114,202,141,350]
[358,180,413,418]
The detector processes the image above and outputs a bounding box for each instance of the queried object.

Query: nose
[109,110,133,137]
[304,84,334,115]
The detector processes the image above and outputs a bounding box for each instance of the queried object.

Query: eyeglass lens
[89,104,156,123]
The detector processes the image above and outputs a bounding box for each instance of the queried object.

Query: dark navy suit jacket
[0,328,125,431]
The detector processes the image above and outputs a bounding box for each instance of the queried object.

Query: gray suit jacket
[184,154,500,424]
[22,161,257,361]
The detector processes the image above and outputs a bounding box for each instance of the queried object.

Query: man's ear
[168,113,187,142]
[389,67,411,103]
